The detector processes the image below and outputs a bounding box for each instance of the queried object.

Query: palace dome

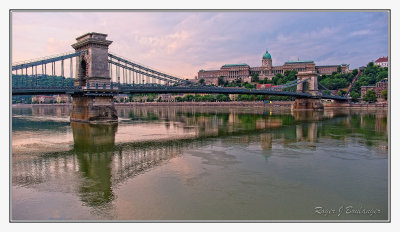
[263,50,272,59]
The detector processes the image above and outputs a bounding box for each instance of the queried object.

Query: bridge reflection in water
[11,107,388,217]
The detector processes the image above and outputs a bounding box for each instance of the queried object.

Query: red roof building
[374,57,388,67]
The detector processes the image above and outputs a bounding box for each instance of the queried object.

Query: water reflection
[72,122,117,153]
[12,106,388,220]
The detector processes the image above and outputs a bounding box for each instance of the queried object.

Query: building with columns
[198,50,350,85]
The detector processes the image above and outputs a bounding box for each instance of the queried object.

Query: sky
[11,11,389,79]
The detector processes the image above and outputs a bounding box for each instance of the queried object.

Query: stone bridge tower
[70,32,118,123]
[292,71,324,110]
[72,32,112,88]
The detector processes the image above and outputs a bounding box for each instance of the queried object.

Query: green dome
[263,50,271,59]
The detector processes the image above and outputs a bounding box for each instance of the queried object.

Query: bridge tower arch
[292,71,324,110]
[78,57,88,86]
[70,32,117,123]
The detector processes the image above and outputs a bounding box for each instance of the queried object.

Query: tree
[251,73,259,83]
[194,94,202,102]
[338,89,346,96]
[350,91,360,102]
[202,94,215,102]
[199,78,205,85]
[337,65,342,73]
[244,83,254,89]
[238,94,249,101]
[363,90,377,103]
[322,90,331,96]
[381,89,388,100]
[216,94,229,102]
[256,95,266,101]
[218,76,225,86]
[183,94,195,102]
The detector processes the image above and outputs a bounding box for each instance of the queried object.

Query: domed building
[262,50,272,68]
[197,49,350,85]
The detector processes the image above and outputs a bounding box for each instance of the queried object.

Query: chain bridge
[12,32,349,123]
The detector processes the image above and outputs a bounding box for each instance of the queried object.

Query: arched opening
[302,81,310,93]
[78,59,88,86]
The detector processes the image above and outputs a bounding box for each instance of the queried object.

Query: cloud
[350,29,373,36]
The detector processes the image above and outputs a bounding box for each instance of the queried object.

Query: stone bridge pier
[70,32,118,123]
[291,71,324,110]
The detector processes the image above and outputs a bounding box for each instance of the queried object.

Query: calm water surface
[11,105,388,220]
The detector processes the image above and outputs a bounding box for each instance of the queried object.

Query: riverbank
[323,102,388,108]
[12,101,294,108]
[12,101,389,109]
[115,101,294,108]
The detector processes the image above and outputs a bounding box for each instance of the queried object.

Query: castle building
[198,50,350,85]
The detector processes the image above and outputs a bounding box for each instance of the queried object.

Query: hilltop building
[374,57,388,67]
[197,50,350,85]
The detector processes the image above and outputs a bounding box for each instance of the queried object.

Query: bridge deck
[11,86,349,100]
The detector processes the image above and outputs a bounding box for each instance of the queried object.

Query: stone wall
[70,95,117,123]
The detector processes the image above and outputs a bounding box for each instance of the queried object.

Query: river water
[11,105,388,221]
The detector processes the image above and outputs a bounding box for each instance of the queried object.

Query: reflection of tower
[71,122,118,210]
[260,133,272,150]
[307,122,318,143]
[71,122,118,153]
[296,125,303,141]
[292,110,323,122]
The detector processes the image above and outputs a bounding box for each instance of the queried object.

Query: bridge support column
[292,71,324,110]
[70,94,117,123]
[291,98,324,110]
[70,32,117,123]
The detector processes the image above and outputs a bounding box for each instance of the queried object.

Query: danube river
[11,105,388,221]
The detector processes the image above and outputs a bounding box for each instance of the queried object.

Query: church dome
[263,50,272,59]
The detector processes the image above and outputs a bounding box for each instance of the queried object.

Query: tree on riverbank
[363,89,377,103]
[351,62,388,94]
[381,89,388,100]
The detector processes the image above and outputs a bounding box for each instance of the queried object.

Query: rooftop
[285,60,314,64]
[221,63,249,68]
[76,32,108,41]
[375,57,388,63]
[263,50,271,59]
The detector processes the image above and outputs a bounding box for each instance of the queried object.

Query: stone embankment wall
[114,101,294,108]
[323,102,388,108]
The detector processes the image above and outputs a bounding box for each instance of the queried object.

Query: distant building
[374,57,388,67]
[361,86,376,98]
[32,95,54,104]
[159,94,174,102]
[375,79,388,98]
[55,95,71,103]
[198,50,350,85]
[114,94,129,102]
[361,78,388,100]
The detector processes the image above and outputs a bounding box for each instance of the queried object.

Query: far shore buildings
[361,78,388,100]
[31,95,71,104]
[197,50,350,85]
